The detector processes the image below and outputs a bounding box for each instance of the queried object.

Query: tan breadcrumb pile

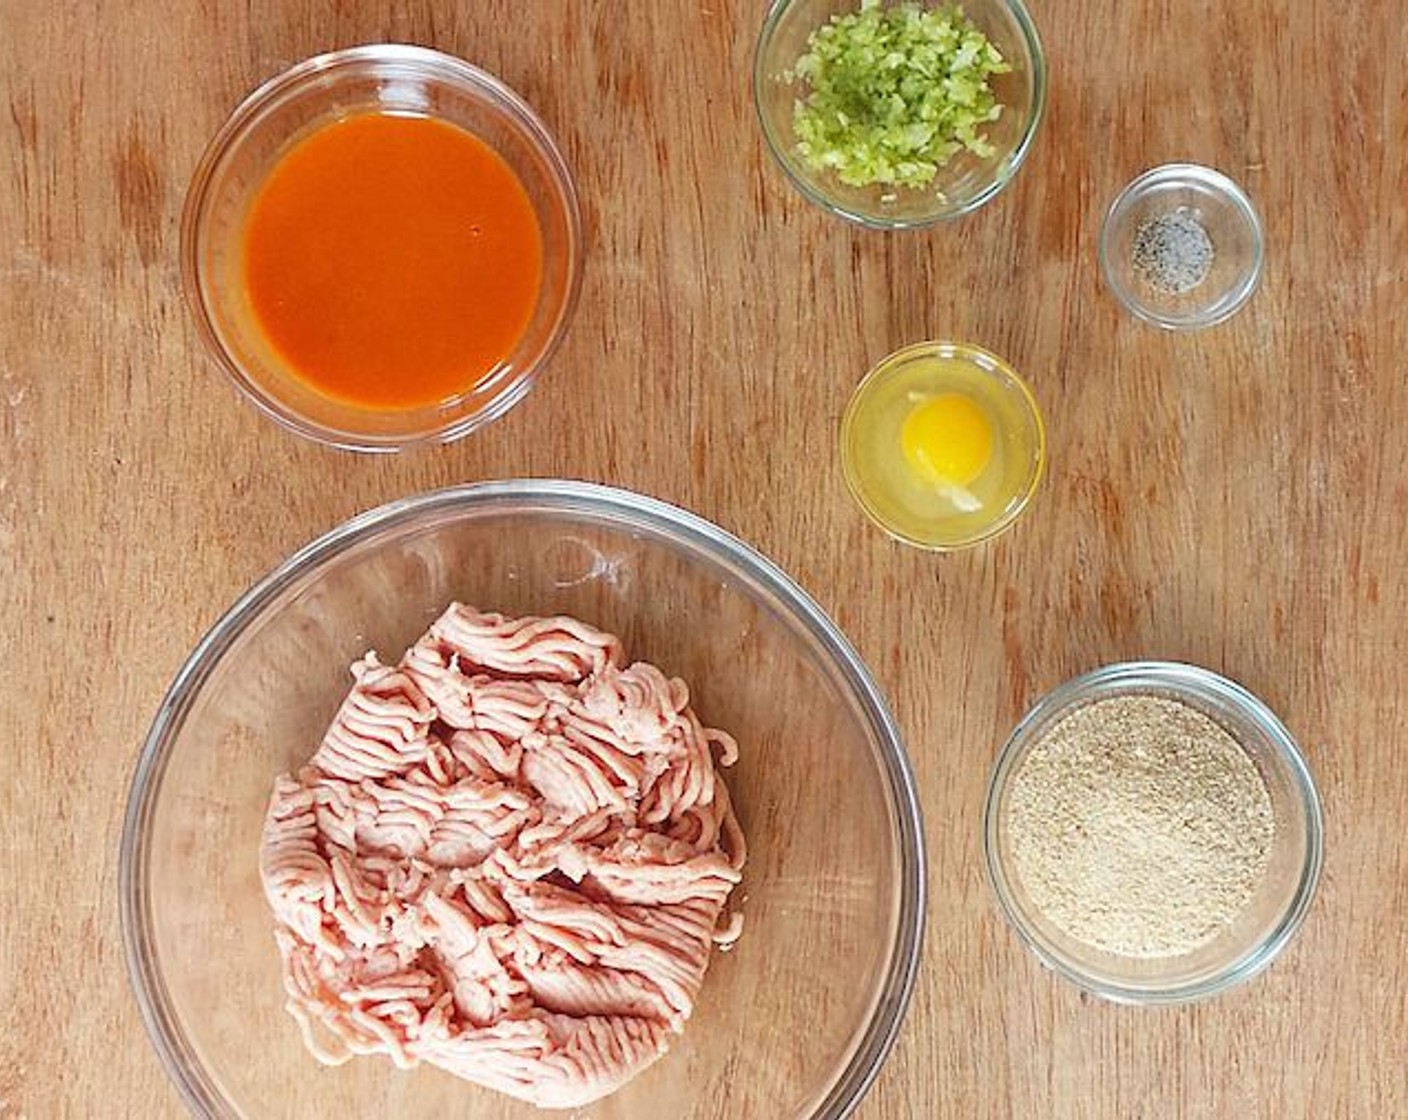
[1006,695,1274,958]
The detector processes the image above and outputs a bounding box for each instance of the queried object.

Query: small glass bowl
[182,45,583,452]
[1098,163,1264,331]
[840,341,1046,550]
[753,0,1046,228]
[984,662,1323,1004]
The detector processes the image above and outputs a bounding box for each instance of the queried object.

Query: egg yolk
[900,393,994,486]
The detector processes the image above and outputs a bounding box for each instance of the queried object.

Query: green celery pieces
[790,0,1011,190]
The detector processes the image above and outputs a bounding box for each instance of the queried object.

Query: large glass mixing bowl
[121,481,925,1119]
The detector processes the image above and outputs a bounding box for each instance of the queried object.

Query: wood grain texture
[2,0,1406,1116]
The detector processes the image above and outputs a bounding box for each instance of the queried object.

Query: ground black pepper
[1131,209,1215,295]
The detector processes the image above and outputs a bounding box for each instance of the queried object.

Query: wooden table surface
[4,0,1406,1116]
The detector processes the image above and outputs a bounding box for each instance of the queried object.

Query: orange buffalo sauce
[242,112,543,411]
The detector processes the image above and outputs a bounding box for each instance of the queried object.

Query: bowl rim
[1097,161,1265,332]
[752,0,1047,229]
[180,44,584,452]
[840,339,1047,551]
[119,479,927,1118]
[982,660,1325,1005]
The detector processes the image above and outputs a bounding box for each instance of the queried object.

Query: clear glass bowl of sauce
[182,45,582,452]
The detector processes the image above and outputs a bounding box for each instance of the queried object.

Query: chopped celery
[790,0,1010,190]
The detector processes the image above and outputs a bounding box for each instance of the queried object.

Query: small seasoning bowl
[753,0,1046,228]
[182,45,582,452]
[984,662,1323,1004]
[1098,163,1264,331]
[840,341,1046,550]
